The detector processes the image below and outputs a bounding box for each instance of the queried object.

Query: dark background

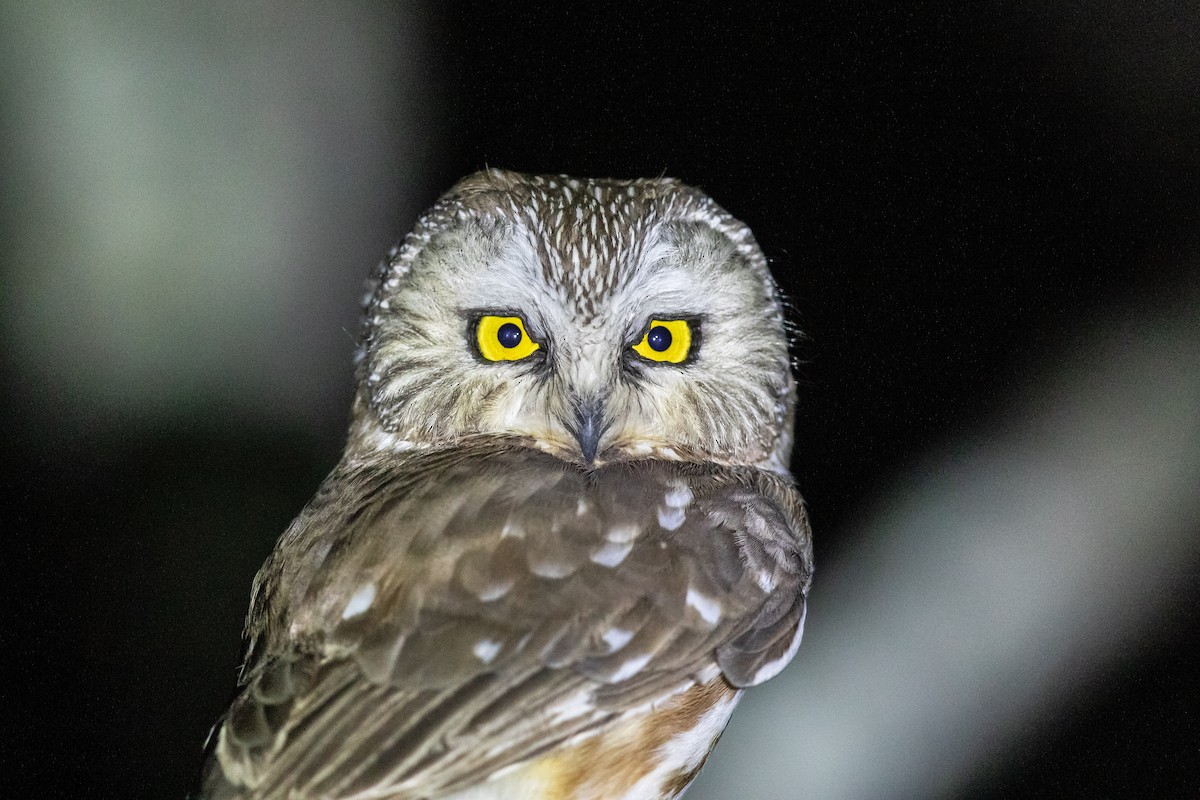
[3,3,1198,798]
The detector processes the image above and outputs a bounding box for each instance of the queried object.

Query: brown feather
[199,170,813,800]
[202,445,810,798]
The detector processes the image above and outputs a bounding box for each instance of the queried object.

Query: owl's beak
[570,398,609,465]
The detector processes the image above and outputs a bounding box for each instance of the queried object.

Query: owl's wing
[203,446,811,799]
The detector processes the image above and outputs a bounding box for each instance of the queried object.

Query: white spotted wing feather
[201,445,811,799]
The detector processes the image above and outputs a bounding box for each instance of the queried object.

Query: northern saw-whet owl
[198,169,813,800]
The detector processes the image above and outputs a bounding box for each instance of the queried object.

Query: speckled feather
[204,446,809,799]
[198,170,813,800]
[351,170,796,473]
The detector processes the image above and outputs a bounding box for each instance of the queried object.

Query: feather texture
[202,445,811,799]
[198,170,814,800]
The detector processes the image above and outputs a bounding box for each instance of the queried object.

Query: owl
[198,169,813,800]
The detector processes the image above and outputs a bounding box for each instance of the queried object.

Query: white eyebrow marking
[341,584,376,619]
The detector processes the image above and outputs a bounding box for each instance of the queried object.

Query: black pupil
[647,325,672,352]
[497,322,523,348]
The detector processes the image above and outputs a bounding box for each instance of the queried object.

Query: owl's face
[353,170,794,470]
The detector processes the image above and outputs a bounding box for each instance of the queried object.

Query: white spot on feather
[529,559,575,579]
[546,688,595,725]
[341,584,375,620]
[610,653,652,682]
[476,580,513,602]
[605,523,640,543]
[686,587,722,626]
[658,506,686,531]
[473,638,502,664]
[591,539,633,567]
[755,568,777,592]
[602,627,635,652]
[663,482,693,509]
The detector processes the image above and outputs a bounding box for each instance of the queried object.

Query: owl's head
[350,169,795,472]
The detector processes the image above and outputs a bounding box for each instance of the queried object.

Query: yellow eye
[631,319,693,364]
[475,315,541,361]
